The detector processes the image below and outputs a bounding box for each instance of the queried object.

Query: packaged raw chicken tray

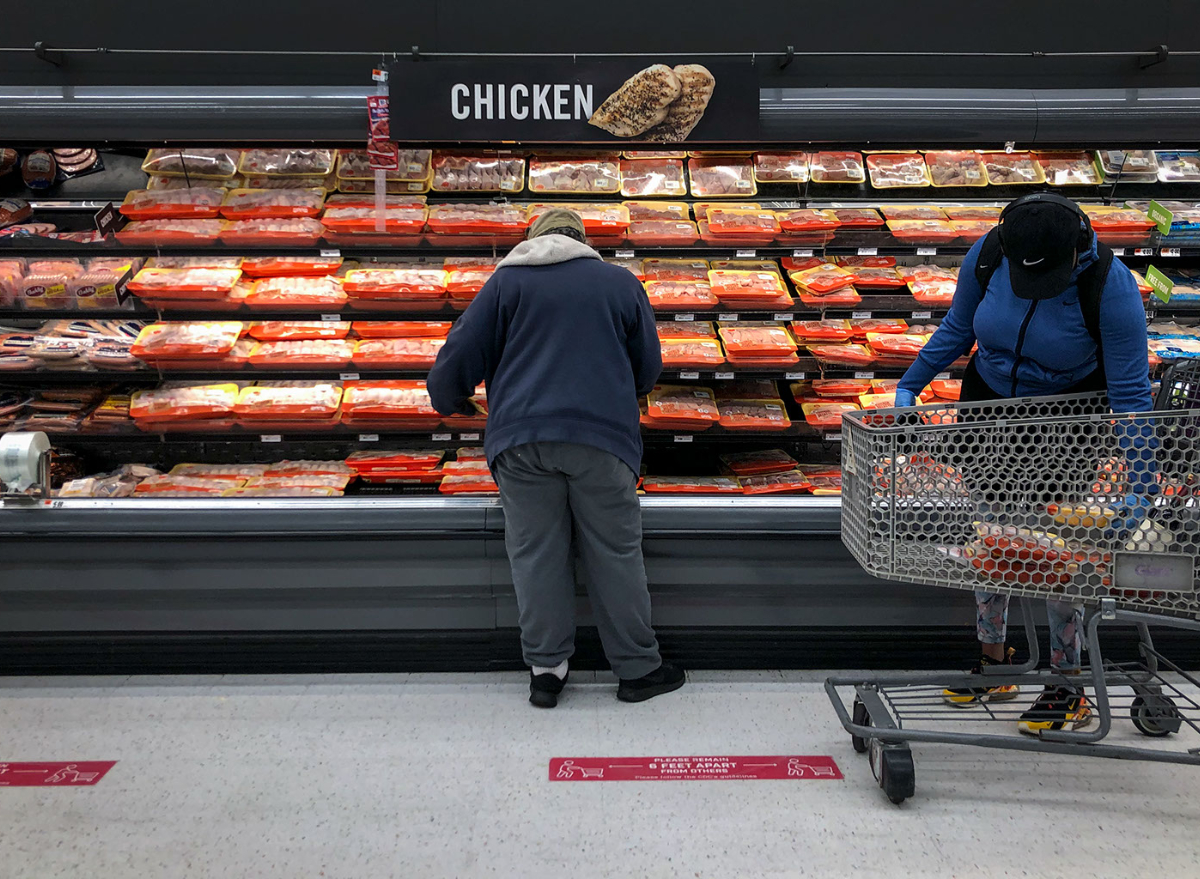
[644,385,720,429]
[626,220,699,246]
[886,219,958,243]
[1156,152,1200,182]
[240,256,343,278]
[248,321,351,341]
[233,382,343,420]
[807,343,875,367]
[700,209,779,241]
[809,152,865,184]
[528,157,621,194]
[248,339,354,368]
[827,208,884,228]
[431,152,524,192]
[641,476,742,495]
[753,152,810,183]
[1079,205,1155,245]
[951,220,998,243]
[708,270,788,303]
[718,399,791,431]
[924,151,989,187]
[644,279,718,310]
[619,158,687,197]
[843,264,904,287]
[788,264,855,294]
[131,321,243,361]
[120,188,225,220]
[657,320,717,340]
[340,380,440,424]
[718,323,797,357]
[801,401,859,429]
[352,321,453,339]
[130,383,240,423]
[526,203,630,235]
[659,339,725,367]
[345,449,445,473]
[127,266,242,299]
[790,319,854,343]
[239,149,336,178]
[341,266,448,299]
[425,204,528,236]
[867,154,931,188]
[643,259,709,283]
[688,157,756,197]
[943,206,1003,221]
[142,148,241,179]
[321,205,428,234]
[339,149,432,183]
[623,202,690,222]
[219,188,326,219]
[774,209,839,233]
[352,337,446,368]
[220,218,325,245]
[244,277,347,310]
[116,220,223,245]
[1096,150,1159,182]
[865,332,929,361]
[981,152,1045,185]
[440,473,499,495]
[1034,151,1102,186]
[719,449,799,477]
[738,471,812,495]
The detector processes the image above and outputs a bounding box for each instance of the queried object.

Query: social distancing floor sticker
[0,762,116,787]
[550,755,841,782]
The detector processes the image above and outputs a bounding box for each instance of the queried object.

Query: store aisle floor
[0,670,1196,878]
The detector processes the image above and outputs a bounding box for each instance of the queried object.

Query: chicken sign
[386,59,757,144]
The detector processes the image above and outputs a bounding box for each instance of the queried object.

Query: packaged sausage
[240,256,343,278]
[619,158,687,197]
[626,220,699,246]
[623,201,690,222]
[790,320,854,343]
[718,399,791,431]
[1034,151,1101,186]
[116,219,224,245]
[810,152,865,184]
[981,152,1046,186]
[142,148,241,179]
[234,382,343,419]
[643,259,709,282]
[352,337,446,368]
[248,339,354,368]
[659,339,725,367]
[339,148,433,183]
[120,188,225,220]
[1156,152,1200,183]
[688,157,756,197]
[219,188,326,220]
[528,157,621,194]
[430,152,525,192]
[248,321,351,341]
[239,149,336,178]
[645,385,720,427]
[925,151,989,187]
[738,471,813,495]
[244,277,347,310]
[801,401,859,429]
[342,266,448,300]
[644,279,718,310]
[131,322,244,360]
[867,154,931,188]
[753,152,810,183]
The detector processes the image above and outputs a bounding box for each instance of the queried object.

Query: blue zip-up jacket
[427,234,661,474]
[898,233,1152,413]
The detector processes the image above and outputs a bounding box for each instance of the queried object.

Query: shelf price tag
[260,434,282,443]
[773,312,795,321]
[340,372,360,381]
[321,313,342,322]
[673,313,695,322]
[785,371,806,380]
[1145,265,1175,303]
[714,372,735,380]
[936,372,951,380]
[851,310,872,319]
[674,435,694,443]
[358,434,380,442]
[792,249,814,258]
[717,313,738,322]
[319,248,341,259]
[679,370,700,380]
[916,247,937,256]
[854,371,875,379]
[736,249,757,258]
[1135,247,1155,257]
[1161,247,1182,258]
[824,432,843,442]
[1148,200,1176,235]
[432,433,452,442]
[1111,248,1126,257]
[615,249,635,259]
[911,311,932,320]
[459,432,481,442]
[858,247,878,257]
[93,202,126,238]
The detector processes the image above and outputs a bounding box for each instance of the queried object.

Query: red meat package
[248,339,354,367]
[642,476,743,494]
[248,321,351,341]
[808,343,875,367]
[644,280,718,311]
[120,188,225,220]
[738,470,813,495]
[352,337,446,368]
[131,322,244,361]
[245,277,347,309]
[802,401,859,429]
[240,256,343,278]
[644,385,720,429]
[719,449,798,477]
[717,324,796,357]
[220,188,325,220]
[659,340,725,367]
[219,218,325,245]
[234,382,343,420]
[718,399,791,431]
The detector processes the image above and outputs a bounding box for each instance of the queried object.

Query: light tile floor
[0,670,1197,878]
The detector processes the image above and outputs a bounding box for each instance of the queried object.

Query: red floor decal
[0,762,116,787]
[549,755,841,782]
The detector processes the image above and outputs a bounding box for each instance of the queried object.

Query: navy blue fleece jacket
[899,233,1152,413]
[427,234,661,473]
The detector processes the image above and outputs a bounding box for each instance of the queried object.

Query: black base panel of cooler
[0,626,1195,676]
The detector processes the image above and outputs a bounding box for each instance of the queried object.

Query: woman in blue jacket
[895,193,1152,734]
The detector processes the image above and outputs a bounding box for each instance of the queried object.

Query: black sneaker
[1018,684,1092,735]
[617,662,686,703]
[529,669,568,709]
[941,648,1020,707]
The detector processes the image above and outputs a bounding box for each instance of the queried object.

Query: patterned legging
[976,591,1083,670]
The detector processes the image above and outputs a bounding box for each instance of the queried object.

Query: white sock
[532,660,569,680]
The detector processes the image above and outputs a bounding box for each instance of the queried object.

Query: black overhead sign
[387,59,758,144]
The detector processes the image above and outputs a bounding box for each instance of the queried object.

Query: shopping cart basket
[826,363,1200,804]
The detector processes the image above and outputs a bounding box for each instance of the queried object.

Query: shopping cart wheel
[851,697,870,754]
[869,740,915,805]
[1130,694,1182,737]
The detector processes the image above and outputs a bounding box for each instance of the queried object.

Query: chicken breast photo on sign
[589,64,682,138]
[645,64,716,143]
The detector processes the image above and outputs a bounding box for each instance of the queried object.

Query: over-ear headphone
[998,191,1094,252]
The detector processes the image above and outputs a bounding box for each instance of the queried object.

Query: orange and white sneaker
[1017,685,1093,735]
[942,648,1021,707]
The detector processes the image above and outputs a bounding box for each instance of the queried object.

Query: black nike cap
[999,200,1085,301]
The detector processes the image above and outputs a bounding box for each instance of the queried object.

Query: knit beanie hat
[527,207,587,241]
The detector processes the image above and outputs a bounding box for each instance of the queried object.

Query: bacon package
[352,337,446,368]
[718,399,791,431]
[220,188,326,220]
[619,158,687,197]
[431,153,524,192]
[644,279,718,310]
[245,276,347,310]
[120,188,225,220]
[248,339,354,368]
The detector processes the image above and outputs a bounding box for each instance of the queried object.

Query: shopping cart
[826,360,1200,804]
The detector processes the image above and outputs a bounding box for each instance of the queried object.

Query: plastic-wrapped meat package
[341,266,448,299]
[248,339,354,367]
[605,258,645,281]
[951,219,998,243]
[116,219,224,245]
[131,322,244,361]
[528,157,621,194]
[431,153,524,192]
[336,178,431,195]
[248,321,351,341]
[797,287,862,308]
[850,266,905,287]
[837,254,896,268]
[645,385,720,428]
[1096,150,1159,180]
[626,220,699,246]
[719,323,797,357]
[240,256,342,278]
[146,256,243,270]
[239,149,335,177]
[811,378,873,399]
[800,465,842,495]
[810,152,865,184]
[790,320,854,343]
[708,271,788,304]
[925,151,989,187]
[130,383,241,423]
[619,159,686,197]
[245,276,347,310]
[0,260,25,307]
[880,205,947,221]
[136,475,238,494]
[788,264,855,294]
[321,205,428,234]
[340,380,441,427]
[70,265,133,311]
[642,476,742,494]
[243,473,351,491]
[718,399,791,431]
[352,337,447,367]
[147,174,244,191]
[886,219,958,243]
[704,209,780,238]
[848,318,908,339]
[263,460,354,477]
[929,378,962,401]
[224,485,342,497]
[28,333,91,370]
[439,473,499,495]
[234,382,343,420]
[801,401,859,429]
[623,202,690,222]
[220,188,326,220]
[643,260,709,282]
[775,209,839,234]
[168,463,268,481]
[120,188,225,220]
[808,343,875,367]
[85,335,139,370]
[1034,152,1101,186]
[444,258,501,298]
[623,151,687,159]
[719,449,798,477]
[659,339,725,367]
[345,449,445,473]
[866,332,928,361]
[738,470,813,495]
[425,204,528,239]
[241,173,336,191]
[128,267,243,299]
[142,148,241,179]
[908,277,958,306]
[1156,152,1200,182]
[1079,206,1156,246]
[688,157,756,197]
[901,265,958,283]
[753,152,809,183]
[527,203,630,235]
[867,154,931,188]
[656,320,717,340]
[980,152,1045,185]
[339,148,433,183]
[644,279,718,310]
[352,321,452,339]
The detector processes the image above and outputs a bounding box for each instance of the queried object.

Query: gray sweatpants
[493,442,662,680]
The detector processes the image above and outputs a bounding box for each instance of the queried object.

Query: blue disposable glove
[894,388,918,408]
